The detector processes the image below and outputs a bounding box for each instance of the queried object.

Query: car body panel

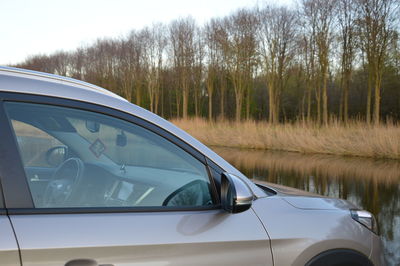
[283,197,358,210]
[251,197,373,266]
[0,216,21,266]
[370,232,384,265]
[255,181,383,265]
[10,210,272,266]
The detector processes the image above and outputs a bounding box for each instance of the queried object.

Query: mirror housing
[221,172,253,213]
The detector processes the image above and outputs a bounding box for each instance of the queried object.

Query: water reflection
[213,147,400,265]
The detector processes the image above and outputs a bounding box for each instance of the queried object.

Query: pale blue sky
[1,0,293,65]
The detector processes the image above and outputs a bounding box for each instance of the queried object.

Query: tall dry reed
[171,118,400,160]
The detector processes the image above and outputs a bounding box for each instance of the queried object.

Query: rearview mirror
[86,120,100,133]
[116,131,127,147]
[221,173,253,213]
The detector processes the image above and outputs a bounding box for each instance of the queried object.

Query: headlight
[350,209,378,235]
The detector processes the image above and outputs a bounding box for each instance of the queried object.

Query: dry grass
[171,118,400,160]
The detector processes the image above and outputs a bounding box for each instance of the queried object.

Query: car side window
[10,120,64,168]
[5,102,214,209]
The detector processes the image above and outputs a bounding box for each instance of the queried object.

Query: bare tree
[302,0,336,125]
[84,39,119,94]
[132,31,146,106]
[169,17,197,119]
[50,51,70,76]
[298,23,317,122]
[69,47,86,80]
[358,0,398,124]
[116,31,147,104]
[258,4,298,124]
[338,0,357,124]
[15,54,54,73]
[11,4,400,123]
[219,9,258,121]
[301,0,320,123]
[210,17,230,120]
[142,24,167,114]
[204,19,220,120]
[193,27,205,117]
[116,37,135,102]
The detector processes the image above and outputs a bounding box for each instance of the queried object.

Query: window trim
[6,205,222,215]
[0,177,6,214]
[0,92,221,213]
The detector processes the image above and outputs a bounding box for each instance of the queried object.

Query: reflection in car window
[5,102,214,209]
[10,120,63,167]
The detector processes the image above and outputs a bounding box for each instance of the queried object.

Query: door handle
[65,259,114,266]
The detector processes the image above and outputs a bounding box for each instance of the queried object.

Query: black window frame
[0,92,221,214]
[0,178,5,214]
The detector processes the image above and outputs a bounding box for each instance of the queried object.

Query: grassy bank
[171,118,400,160]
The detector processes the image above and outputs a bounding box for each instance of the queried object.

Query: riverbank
[212,147,400,184]
[171,118,400,160]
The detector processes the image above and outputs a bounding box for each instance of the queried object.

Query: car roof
[0,66,127,101]
[0,65,266,198]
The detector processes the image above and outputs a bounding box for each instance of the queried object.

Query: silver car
[0,66,382,266]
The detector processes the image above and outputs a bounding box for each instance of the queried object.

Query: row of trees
[14,0,400,124]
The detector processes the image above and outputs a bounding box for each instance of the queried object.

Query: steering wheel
[162,179,213,207]
[42,158,85,207]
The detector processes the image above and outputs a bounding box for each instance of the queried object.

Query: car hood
[254,180,358,211]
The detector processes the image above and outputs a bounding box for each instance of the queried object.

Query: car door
[0,190,20,266]
[0,95,273,266]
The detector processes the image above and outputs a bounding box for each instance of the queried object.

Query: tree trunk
[316,86,321,125]
[219,75,227,120]
[149,93,154,112]
[235,93,242,121]
[343,76,349,125]
[194,90,199,117]
[220,86,225,120]
[373,73,381,124]
[155,90,159,114]
[182,85,188,119]
[322,74,328,125]
[135,82,141,106]
[246,88,250,120]
[175,88,181,117]
[208,91,213,120]
[307,85,312,122]
[206,68,214,120]
[268,81,275,124]
[366,72,372,124]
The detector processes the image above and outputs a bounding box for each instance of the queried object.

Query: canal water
[213,147,400,266]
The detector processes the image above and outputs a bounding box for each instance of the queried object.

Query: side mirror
[221,172,253,213]
[46,146,68,167]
